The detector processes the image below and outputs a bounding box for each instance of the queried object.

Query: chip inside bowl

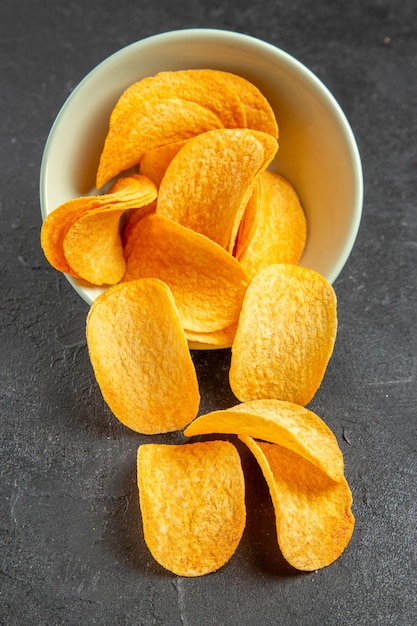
[156,128,277,250]
[234,170,307,279]
[122,213,249,334]
[40,174,157,284]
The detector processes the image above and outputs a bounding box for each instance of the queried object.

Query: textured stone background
[1,1,416,624]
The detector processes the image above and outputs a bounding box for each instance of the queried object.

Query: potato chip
[226,130,279,255]
[239,436,354,570]
[234,170,307,279]
[185,322,238,350]
[63,206,127,285]
[122,213,249,333]
[110,69,247,129]
[121,200,157,247]
[156,129,278,250]
[184,399,344,482]
[41,198,94,276]
[137,440,246,576]
[205,70,279,139]
[41,175,157,279]
[96,98,225,188]
[139,140,186,187]
[229,264,337,406]
[86,278,200,434]
[231,177,261,257]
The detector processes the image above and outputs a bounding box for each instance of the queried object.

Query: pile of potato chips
[41,69,354,577]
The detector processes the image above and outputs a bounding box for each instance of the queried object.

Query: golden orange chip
[86,279,200,434]
[122,214,249,333]
[231,177,261,257]
[41,175,157,279]
[240,436,354,571]
[139,140,186,187]
[122,200,157,246]
[184,399,344,482]
[137,441,246,577]
[234,170,307,279]
[41,198,94,276]
[110,69,247,129]
[96,98,224,188]
[185,321,238,350]
[63,206,127,285]
[229,264,337,406]
[156,129,276,249]
[205,70,279,139]
[226,130,279,255]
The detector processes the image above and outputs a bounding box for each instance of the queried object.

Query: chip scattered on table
[229,264,338,405]
[184,399,345,482]
[86,278,200,434]
[137,441,246,576]
[239,435,354,571]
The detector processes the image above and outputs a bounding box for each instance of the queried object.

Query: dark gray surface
[1,1,416,624]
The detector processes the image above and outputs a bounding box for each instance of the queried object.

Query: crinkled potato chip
[63,205,128,285]
[235,170,307,279]
[226,130,279,255]
[41,174,157,279]
[137,441,246,577]
[240,435,354,571]
[139,140,186,187]
[184,399,344,482]
[96,98,224,188]
[231,177,261,257]
[41,198,94,276]
[205,70,279,139]
[229,264,337,406]
[185,321,239,350]
[86,279,200,434]
[156,129,277,250]
[110,69,247,129]
[122,213,249,333]
[122,201,157,247]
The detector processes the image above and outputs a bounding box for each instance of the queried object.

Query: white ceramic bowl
[40,28,363,305]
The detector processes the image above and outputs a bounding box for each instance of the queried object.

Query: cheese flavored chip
[96,98,224,188]
[234,170,307,279]
[137,441,246,577]
[229,264,337,406]
[122,214,249,333]
[86,279,200,434]
[184,399,344,482]
[156,129,277,250]
[239,436,354,571]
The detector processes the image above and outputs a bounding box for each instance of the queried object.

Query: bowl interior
[40,28,363,306]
